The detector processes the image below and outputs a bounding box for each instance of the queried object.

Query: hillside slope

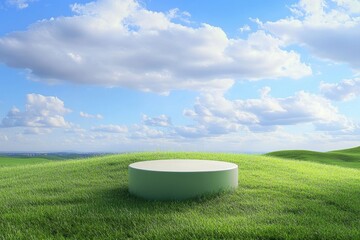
[266,146,360,169]
[0,152,359,239]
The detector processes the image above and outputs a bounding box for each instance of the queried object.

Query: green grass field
[0,156,51,167]
[0,152,359,239]
[266,146,360,169]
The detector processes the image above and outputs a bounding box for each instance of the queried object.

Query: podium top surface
[129,159,238,172]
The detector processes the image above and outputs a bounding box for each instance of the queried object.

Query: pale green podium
[128,159,238,200]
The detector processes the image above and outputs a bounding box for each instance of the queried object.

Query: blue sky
[0,0,359,152]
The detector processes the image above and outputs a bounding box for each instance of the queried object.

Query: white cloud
[67,53,82,63]
[130,124,167,139]
[80,111,103,119]
[320,78,360,101]
[166,8,191,24]
[0,0,311,94]
[182,87,356,137]
[174,125,208,139]
[91,124,128,133]
[6,0,32,9]
[236,89,351,128]
[1,94,71,128]
[1,123,358,153]
[264,0,360,69]
[142,114,171,127]
[239,24,251,33]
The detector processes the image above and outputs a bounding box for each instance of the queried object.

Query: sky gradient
[0,0,359,153]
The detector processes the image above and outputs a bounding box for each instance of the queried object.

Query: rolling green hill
[331,146,360,154]
[266,146,360,169]
[0,152,359,239]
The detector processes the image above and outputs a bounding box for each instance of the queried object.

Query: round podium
[128,159,238,200]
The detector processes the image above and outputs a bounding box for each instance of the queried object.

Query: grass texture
[0,156,50,167]
[0,152,359,239]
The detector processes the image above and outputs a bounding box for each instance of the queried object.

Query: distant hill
[266,146,360,169]
[0,152,110,168]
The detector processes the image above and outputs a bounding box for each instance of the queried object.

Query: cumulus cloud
[80,111,103,119]
[1,94,71,128]
[182,87,356,137]
[320,78,360,101]
[91,124,128,133]
[142,114,171,127]
[0,0,311,94]
[264,0,360,69]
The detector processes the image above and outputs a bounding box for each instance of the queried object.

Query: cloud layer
[0,90,358,152]
[0,0,311,94]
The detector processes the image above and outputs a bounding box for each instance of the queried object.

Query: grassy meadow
[0,156,51,168]
[0,152,359,239]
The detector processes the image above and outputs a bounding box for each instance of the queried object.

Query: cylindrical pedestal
[128,159,238,200]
